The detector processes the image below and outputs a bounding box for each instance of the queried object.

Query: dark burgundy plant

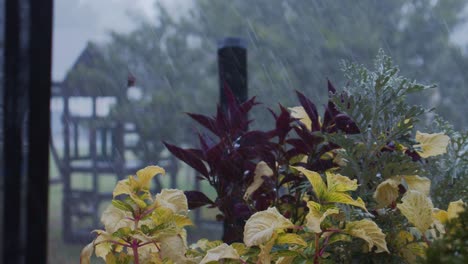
[164,82,361,243]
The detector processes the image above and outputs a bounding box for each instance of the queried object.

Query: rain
[1,0,468,263]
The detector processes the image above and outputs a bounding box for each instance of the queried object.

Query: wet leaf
[243,207,293,247]
[199,243,240,264]
[397,190,434,233]
[345,219,389,253]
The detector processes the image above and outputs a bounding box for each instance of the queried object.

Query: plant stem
[422,234,432,246]
[132,242,139,264]
[314,233,320,264]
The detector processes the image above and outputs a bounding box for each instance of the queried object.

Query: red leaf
[184,190,214,209]
[164,142,209,178]
[296,91,321,131]
[187,113,219,136]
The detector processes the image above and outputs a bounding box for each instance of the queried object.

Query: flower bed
[81,52,466,263]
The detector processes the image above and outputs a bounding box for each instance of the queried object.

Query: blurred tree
[67,0,468,163]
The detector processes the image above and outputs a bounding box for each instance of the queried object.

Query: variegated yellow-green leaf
[432,199,465,224]
[136,165,165,189]
[276,233,307,247]
[133,243,159,263]
[199,243,240,264]
[305,201,339,233]
[289,106,312,130]
[374,175,431,208]
[345,219,389,253]
[155,189,188,214]
[93,231,118,260]
[401,175,431,196]
[195,239,223,251]
[258,233,277,264]
[152,206,174,226]
[399,242,427,263]
[373,178,400,207]
[294,167,367,211]
[173,214,193,228]
[244,161,274,200]
[414,131,450,158]
[276,256,295,264]
[243,207,293,247]
[326,171,358,192]
[447,199,465,220]
[231,243,248,255]
[113,166,165,200]
[432,208,448,224]
[100,204,133,234]
[397,190,434,233]
[159,235,189,263]
[113,180,133,198]
[324,192,367,211]
[80,242,94,264]
[292,166,327,199]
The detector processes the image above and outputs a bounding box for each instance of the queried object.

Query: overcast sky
[52,0,193,80]
[53,0,468,81]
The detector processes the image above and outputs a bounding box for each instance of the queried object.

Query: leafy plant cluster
[81,53,467,263]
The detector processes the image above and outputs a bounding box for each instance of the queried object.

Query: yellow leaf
[94,232,116,260]
[397,190,434,233]
[289,106,312,130]
[305,201,339,233]
[373,178,399,207]
[199,243,240,264]
[173,214,193,228]
[137,244,160,263]
[100,204,133,234]
[196,239,223,251]
[155,189,188,214]
[432,208,448,224]
[159,235,189,263]
[243,207,293,247]
[394,230,414,247]
[414,131,450,158]
[293,166,327,200]
[113,166,165,199]
[275,256,295,264]
[400,242,427,263]
[447,199,465,220]
[136,165,165,190]
[244,161,274,200]
[231,243,248,255]
[80,242,94,264]
[276,233,307,247]
[324,193,367,212]
[402,175,431,196]
[326,171,358,192]
[345,219,389,253]
[152,207,175,226]
[258,233,277,264]
[113,179,132,198]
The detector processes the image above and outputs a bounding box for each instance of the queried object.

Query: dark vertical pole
[2,0,53,262]
[62,94,71,242]
[26,0,53,261]
[217,37,248,243]
[3,0,25,262]
[90,97,98,226]
[73,121,78,158]
[217,37,248,110]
